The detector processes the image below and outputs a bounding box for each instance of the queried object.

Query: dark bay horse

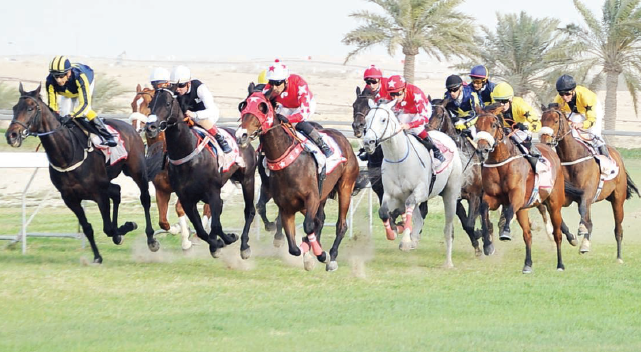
[5,84,158,263]
[129,84,211,250]
[539,107,639,262]
[426,99,494,256]
[147,88,257,259]
[475,112,576,273]
[236,91,360,271]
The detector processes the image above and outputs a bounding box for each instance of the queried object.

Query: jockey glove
[276,114,290,124]
[357,148,369,161]
[515,122,528,131]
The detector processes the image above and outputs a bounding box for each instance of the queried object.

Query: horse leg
[457,198,481,256]
[132,171,159,252]
[238,174,256,260]
[156,188,172,232]
[184,200,222,258]
[479,199,495,256]
[325,184,352,272]
[208,189,239,246]
[536,204,554,242]
[280,210,302,257]
[201,203,212,233]
[515,209,534,273]
[546,196,566,271]
[313,204,330,265]
[256,184,277,232]
[499,203,516,241]
[578,198,593,253]
[274,210,285,247]
[441,185,458,269]
[400,190,424,252]
[379,194,398,241]
[63,197,102,263]
[302,196,323,271]
[611,197,625,263]
[174,199,192,250]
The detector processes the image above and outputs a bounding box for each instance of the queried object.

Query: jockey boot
[598,145,611,158]
[90,117,117,147]
[309,129,333,157]
[213,132,232,154]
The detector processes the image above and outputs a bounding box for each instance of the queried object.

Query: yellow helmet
[257,69,268,84]
[492,82,514,101]
[49,55,71,74]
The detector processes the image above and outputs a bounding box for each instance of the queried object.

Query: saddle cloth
[572,135,619,180]
[90,125,128,165]
[427,132,456,174]
[192,127,245,173]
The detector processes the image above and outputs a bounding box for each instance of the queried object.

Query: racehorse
[5,84,158,263]
[475,111,579,273]
[363,99,463,268]
[129,84,211,250]
[539,106,639,262]
[146,87,257,259]
[236,89,360,271]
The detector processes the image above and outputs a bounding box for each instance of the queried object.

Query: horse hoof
[148,240,160,252]
[484,243,495,256]
[303,251,316,271]
[273,235,285,248]
[617,258,624,264]
[130,222,138,231]
[181,241,193,251]
[475,247,482,257]
[264,222,276,232]
[241,248,252,260]
[399,240,413,252]
[326,261,338,272]
[211,248,222,259]
[443,261,454,269]
[522,266,533,274]
[385,227,396,241]
[93,257,103,264]
[320,251,331,264]
[499,232,512,241]
[224,233,239,245]
[112,235,123,245]
[579,240,590,254]
[557,266,565,272]
[569,237,579,247]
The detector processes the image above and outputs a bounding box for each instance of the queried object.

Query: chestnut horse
[147,87,257,259]
[129,84,211,250]
[236,89,360,271]
[474,112,579,273]
[5,84,158,263]
[539,107,639,262]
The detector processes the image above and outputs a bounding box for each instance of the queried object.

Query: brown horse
[129,84,211,250]
[539,107,639,262]
[236,88,360,271]
[475,112,577,273]
[5,84,158,263]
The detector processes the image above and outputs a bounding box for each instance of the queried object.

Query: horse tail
[351,167,371,196]
[626,171,640,199]
[564,181,584,199]
[145,142,165,181]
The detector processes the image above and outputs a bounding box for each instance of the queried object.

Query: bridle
[149,88,178,131]
[10,95,62,137]
[364,106,405,147]
[541,109,572,147]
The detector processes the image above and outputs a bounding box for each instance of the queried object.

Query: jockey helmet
[445,75,463,89]
[257,69,268,84]
[49,56,71,74]
[556,74,576,92]
[469,65,489,80]
[386,75,406,93]
[265,59,289,81]
[492,82,514,101]
[170,65,191,84]
[363,65,383,79]
[149,67,170,84]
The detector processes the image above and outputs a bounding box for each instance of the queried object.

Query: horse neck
[487,135,518,163]
[164,118,198,160]
[261,124,295,161]
[37,107,84,166]
[555,121,588,161]
[380,127,411,161]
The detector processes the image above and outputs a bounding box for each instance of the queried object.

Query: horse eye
[27,107,33,112]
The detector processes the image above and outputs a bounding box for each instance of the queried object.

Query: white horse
[363,100,463,268]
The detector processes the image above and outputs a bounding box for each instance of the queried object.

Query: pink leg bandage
[299,241,310,254]
[383,219,396,240]
[404,208,414,233]
[307,233,324,256]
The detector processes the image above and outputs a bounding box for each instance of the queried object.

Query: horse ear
[136,84,142,93]
[368,98,376,109]
[248,82,255,95]
[540,104,546,112]
[19,82,24,95]
[384,99,396,110]
[35,83,41,96]
[356,86,361,97]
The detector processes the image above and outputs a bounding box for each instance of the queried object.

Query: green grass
[2,157,641,351]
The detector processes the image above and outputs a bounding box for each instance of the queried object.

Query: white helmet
[149,67,170,83]
[265,59,289,81]
[171,65,191,84]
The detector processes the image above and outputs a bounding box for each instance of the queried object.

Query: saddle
[71,118,128,165]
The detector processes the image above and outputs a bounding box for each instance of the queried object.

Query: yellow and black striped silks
[46,63,97,120]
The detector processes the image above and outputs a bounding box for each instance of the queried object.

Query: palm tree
[342,0,476,84]
[563,0,641,131]
[458,12,573,106]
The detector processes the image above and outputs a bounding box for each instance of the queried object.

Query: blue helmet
[470,65,489,80]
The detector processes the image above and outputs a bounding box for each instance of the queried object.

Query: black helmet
[445,75,463,89]
[556,74,576,92]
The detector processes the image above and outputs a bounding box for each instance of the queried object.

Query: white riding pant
[58,81,95,117]
[569,101,605,147]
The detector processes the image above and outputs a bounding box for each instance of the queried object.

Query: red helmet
[363,65,383,79]
[386,75,406,93]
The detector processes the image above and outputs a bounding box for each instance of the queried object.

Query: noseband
[365,107,404,147]
[9,95,61,137]
[149,88,177,131]
[541,110,571,147]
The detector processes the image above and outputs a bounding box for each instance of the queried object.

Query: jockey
[149,67,171,90]
[492,82,542,168]
[171,65,231,153]
[444,74,481,138]
[387,75,445,163]
[46,55,117,147]
[262,59,333,157]
[553,74,609,158]
[363,65,390,102]
[469,65,496,106]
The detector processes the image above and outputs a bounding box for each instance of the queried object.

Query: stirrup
[320,144,333,157]
[433,149,445,162]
